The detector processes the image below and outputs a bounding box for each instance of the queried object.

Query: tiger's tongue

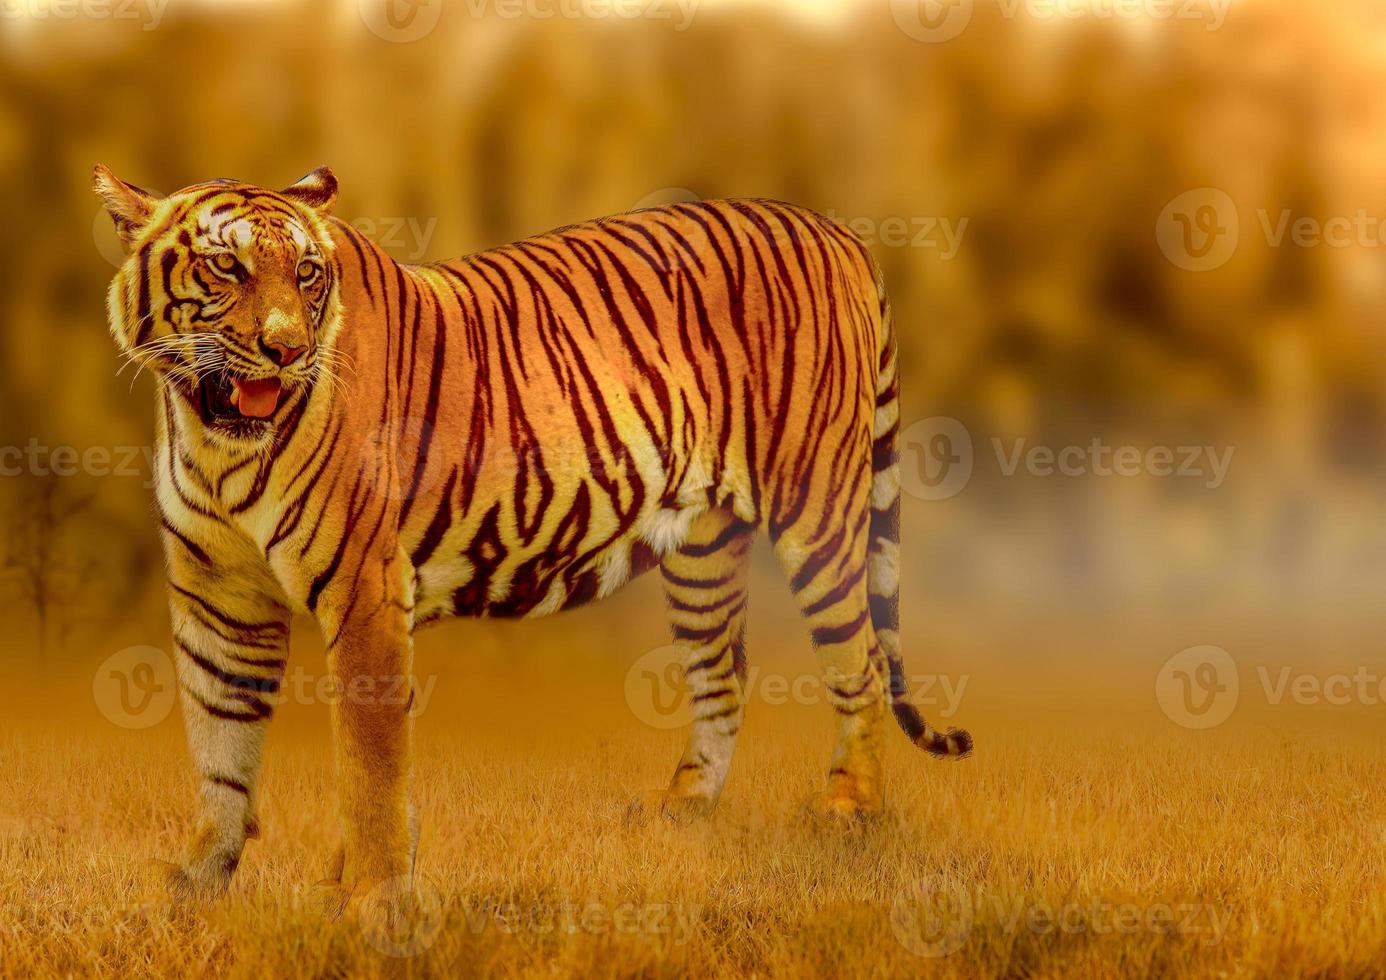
[231,378,282,419]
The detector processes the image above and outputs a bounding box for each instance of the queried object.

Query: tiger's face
[94,166,342,445]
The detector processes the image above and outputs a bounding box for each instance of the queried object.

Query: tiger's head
[94,165,343,445]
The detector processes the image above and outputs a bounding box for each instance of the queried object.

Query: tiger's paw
[807,771,883,823]
[151,857,232,905]
[659,790,718,824]
[355,876,443,956]
[311,846,423,930]
[308,878,354,921]
[623,789,716,826]
[807,793,881,822]
[309,846,352,920]
[311,871,436,958]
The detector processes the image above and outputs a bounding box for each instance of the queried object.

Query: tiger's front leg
[163,536,290,900]
[311,542,416,912]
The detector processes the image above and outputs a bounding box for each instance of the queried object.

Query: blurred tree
[0,478,99,659]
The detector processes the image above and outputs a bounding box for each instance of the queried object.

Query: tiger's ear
[93,164,159,245]
[281,167,338,214]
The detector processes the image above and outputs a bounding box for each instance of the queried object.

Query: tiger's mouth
[195,371,292,435]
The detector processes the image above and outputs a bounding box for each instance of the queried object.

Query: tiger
[93,164,972,906]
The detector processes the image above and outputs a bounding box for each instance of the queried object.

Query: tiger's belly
[403,404,758,629]
[409,499,706,627]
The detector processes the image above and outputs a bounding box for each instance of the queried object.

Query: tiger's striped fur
[94,164,970,902]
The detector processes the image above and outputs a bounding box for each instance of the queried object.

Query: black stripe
[398,301,448,526]
[410,467,458,568]
[668,590,741,616]
[802,564,865,618]
[176,639,281,694]
[873,420,900,471]
[307,471,366,611]
[169,583,285,638]
[869,591,899,632]
[811,609,870,647]
[206,773,250,795]
[183,684,270,722]
[695,704,740,723]
[679,520,753,558]
[661,567,738,592]
[673,620,732,644]
[687,643,730,674]
[158,514,211,566]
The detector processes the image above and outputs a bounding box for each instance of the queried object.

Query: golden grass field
[9,1,1386,977]
[4,584,1386,978]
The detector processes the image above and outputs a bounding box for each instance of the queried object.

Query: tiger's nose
[260,337,307,366]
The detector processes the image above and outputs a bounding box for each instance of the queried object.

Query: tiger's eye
[210,253,238,275]
[297,260,318,283]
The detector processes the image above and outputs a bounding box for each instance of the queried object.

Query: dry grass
[5,593,1386,977]
[5,637,1386,978]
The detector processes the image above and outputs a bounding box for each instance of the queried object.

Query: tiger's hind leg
[659,507,755,819]
[772,485,886,819]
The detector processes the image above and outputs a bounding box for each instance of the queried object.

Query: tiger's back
[324,199,887,627]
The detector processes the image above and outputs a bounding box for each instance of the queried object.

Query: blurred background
[2,0,1385,706]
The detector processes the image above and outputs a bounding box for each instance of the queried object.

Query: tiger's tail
[868,266,973,759]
